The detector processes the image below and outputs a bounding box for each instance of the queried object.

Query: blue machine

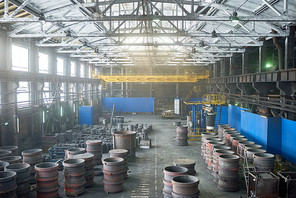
[79,106,94,126]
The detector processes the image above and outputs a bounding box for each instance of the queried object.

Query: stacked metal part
[109,149,129,179]
[173,121,181,127]
[229,134,245,148]
[212,149,234,183]
[253,153,275,171]
[0,150,11,157]
[5,163,30,198]
[162,166,188,198]
[173,159,196,176]
[217,124,230,139]
[0,156,22,164]
[63,159,86,196]
[206,141,225,170]
[22,149,43,184]
[200,133,216,158]
[171,175,200,198]
[246,148,266,164]
[176,125,188,146]
[73,153,95,187]
[224,131,239,146]
[35,162,59,198]
[0,146,18,156]
[86,140,102,165]
[65,148,85,160]
[217,155,240,192]
[102,157,125,193]
[231,137,248,153]
[113,131,137,159]
[0,171,17,198]
[237,141,255,157]
[203,137,221,162]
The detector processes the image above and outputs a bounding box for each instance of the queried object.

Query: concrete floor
[31,114,247,198]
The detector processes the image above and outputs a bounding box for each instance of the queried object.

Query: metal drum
[244,144,262,150]
[231,138,248,154]
[206,141,225,170]
[86,140,102,165]
[176,125,188,146]
[171,175,200,198]
[109,149,129,179]
[0,150,12,158]
[102,157,125,193]
[206,113,216,130]
[113,131,137,158]
[218,155,240,192]
[5,163,30,198]
[246,148,266,163]
[224,131,239,146]
[35,162,59,198]
[0,171,17,198]
[0,161,9,171]
[65,148,85,160]
[212,150,235,183]
[201,133,217,157]
[217,124,230,139]
[202,137,221,159]
[253,153,275,171]
[237,141,255,156]
[0,146,18,156]
[63,159,86,197]
[173,159,196,176]
[73,153,95,188]
[0,156,21,164]
[162,166,188,198]
[22,149,43,185]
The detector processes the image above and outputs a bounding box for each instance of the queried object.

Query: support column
[220,59,225,77]
[150,67,153,97]
[176,67,179,98]
[259,45,266,73]
[110,67,113,97]
[121,68,124,97]
[229,57,232,76]
[285,26,295,69]
[242,53,245,75]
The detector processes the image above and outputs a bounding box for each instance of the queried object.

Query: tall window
[43,82,51,104]
[57,58,64,75]
[88,66,92,78]
[60,83,65,101]
[80,63,85,78]
[71,61,76,77]
[12,45,28,71]
[17,82,29,106]
[39,53,49,74]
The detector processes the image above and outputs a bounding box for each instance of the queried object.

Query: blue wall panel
[220,106,228,124]
[228,105,242,132]
[267,117,282,155]
[281,118,296,164]
[241,111,268,150]
[103,97,155,113]
[79,106,94,126]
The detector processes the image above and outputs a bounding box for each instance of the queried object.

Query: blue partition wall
[103,97,155,113]
[220,106,228,124]
[228,105,296,164]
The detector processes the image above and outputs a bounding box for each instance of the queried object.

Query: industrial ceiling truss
[1,0,295,68]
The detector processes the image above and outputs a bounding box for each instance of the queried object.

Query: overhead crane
[93,70,209,83]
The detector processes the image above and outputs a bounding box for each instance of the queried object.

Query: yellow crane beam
[93,71,209,83]
[184,94,226,105]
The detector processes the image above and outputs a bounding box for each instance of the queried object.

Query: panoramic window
[12,45,28,72]
[57,58,64,75]
[39,53,49,74]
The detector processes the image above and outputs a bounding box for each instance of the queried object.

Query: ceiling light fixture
[230,11,239,23]
[211,30,217,38]
[39,13,45,21]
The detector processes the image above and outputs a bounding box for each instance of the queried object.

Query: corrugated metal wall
[228,105,242,132]
[281,118,296,164]
[103,97,155,113]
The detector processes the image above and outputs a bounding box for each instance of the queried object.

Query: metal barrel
[231,137,248,153]
[202,137,220,159]
[244,144,262,150]
[253,153,275,171]
[162,166,188,197]
[22,149,43,185]
[102,157,125,193]
[201,133,217,157]
[224,131,239,146]
[221,128,236,142]
[63,159,86,197]
[34,162,59,198]
[109,149,129,179]
[5,163,30,198]
[212,150,235,183]
[86,140,102,165]
[73,153,95,188]
[118,123,123,131]
[206,142,225,170]
[0,171,17,198]
[65,148,86,160]
[229,134,244,147]
[246,148,266,163]
[237,141,255,156]
[0,161,9,171]
[0,150,12,158]
[128,125,134,131]
[113,131,137,158]
[176,125,188,146]
[206,113,216,130]
[0,156,21,164]
[171,175,200,196]
[0,146,18,156]
[218,155,240,192]
[173,159,196,176]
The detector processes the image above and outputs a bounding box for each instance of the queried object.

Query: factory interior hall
[0,0,296,197]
